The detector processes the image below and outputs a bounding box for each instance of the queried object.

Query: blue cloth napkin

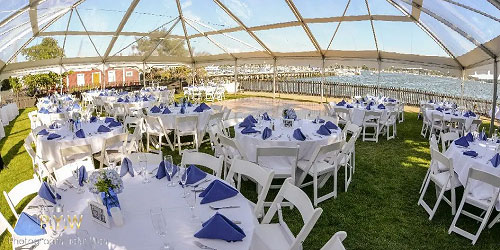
[117,97,123,102]
[262,127,272,140]
[194,212,246,242]
[239,119,256,128]
[120,158,135,177]
[262,112,271,121]
[90,116,97,123]
[100,188,120,216]
[293,128,306,141]
[104,117,115,123]
[436,107,443,112]
[14,212,46,236]
[199,103,211,111]
[156,161,178,180]
[194,105,204,112]
[463,151,478,157]
[325,121,338,130]
[73,103,81,109]
[47,133,61,140]
[317,125,332,136]
[180,106,186,114]
[37,129,49,136]
[187,101,193,107]
[346,104,353,108]
[150,106,161,113]
[183,165,207,185]
[480,132,487,141]
[313,118,325,124]
[388,98,396,102]
[465,132,474,142]
[124,98,130,103]
[75,129,85,138]
[162,108,171,114]
[241,127,259,134]
[56,107,62,113]
[174,102,179,107]
[199,180,239,204]
[365,105,371,110]
[244,115,257,124]
[337,100,346,106]
[143,97,149,102]
[78,166,87,186]
[49,123,58,129]
[39,108,49,114]
[108,120,121,128]
[490,153,500,168]
[378,104,385,109]
[38,182,60,204]
[454,136,470,147]
[97,125,111,133]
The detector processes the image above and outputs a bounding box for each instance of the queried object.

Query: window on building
[77,74,85,86]
[108,70,116,82]
[126,71,133,77]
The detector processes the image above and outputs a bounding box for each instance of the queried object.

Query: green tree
[23,72,61,96]
[134,30,188,57]
[21,37,65,61]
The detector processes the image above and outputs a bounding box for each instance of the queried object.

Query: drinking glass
[186,192,198,221]
[139,154,150,184]
[179,167,188,198]
[150,208,172,250]
[164,155,174,187]
[72,169,84,194]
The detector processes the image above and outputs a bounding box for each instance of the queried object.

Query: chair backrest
[3,176,40,219]
[144,115,164,133]
[466,168,500,188]
[60,144,94,165]
[218,133,244,160]
[32,125,49,136]
[175,115,198,133]
[0,211,15,237]
[256,146,299,183]
[321,231,347,250]
[363,110,381,122]
[430,147,452,174]
[440,132,459,152]
[323,103,333,116]
[342,122,361,140]
[225,158,274,218]
[262,178,323,250]
[429,134,439,151]
[431,112,444,124]
[99,133,128,168]
[222,107,232,120]
[333,107,350,120]
[300,141,344,177]
[181,151,223,178]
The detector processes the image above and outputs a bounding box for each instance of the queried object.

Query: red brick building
[64,67,140,88]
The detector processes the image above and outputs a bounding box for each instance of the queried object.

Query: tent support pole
[461,69,465,106]
[234,59,238,95]
[491,58,498,135]
[321,58,325,103]
[142,62,146,87]
[377,60,381,95]
[273,58,277,99]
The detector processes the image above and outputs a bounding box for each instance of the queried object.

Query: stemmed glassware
[72,168,84,194]
[164,155,175,187]
[139,154,150,184]
[179,167,188,198]
[186,192,198,221]
[150,208,172,250]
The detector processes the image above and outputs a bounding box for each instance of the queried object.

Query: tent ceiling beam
[0,0,46,29]
[442,0,500,23]
[402,0,497,59]
[184,19,236,59]
[488,0,500,11]
[364,0,381,60]
[213,0,274,57]
[60,9,74,65]
[387,0,464,69]
[39,31,185,39]
[74,8,103,61]
[28,0,40,35]
[285,0,323,56]
[175,0,194,63]
[327,0,351,50]
[142,17,181,62]
[103,0,140,61]
[411,0,424,20]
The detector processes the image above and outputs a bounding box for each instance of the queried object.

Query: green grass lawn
[1,105,500,249]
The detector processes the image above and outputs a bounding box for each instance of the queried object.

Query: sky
[0,0,499,63]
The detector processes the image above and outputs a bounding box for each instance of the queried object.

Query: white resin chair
[296,141,345,206]
[321,231,347,250]
[380,110,398,140]
[252,178,323,250]
[397,102,404,123]
[421,109,432,138]
[333,107,350,126]
[144,116,174,153]
[60,144,94,166]
[95,133,128,169]
[440,132,459,152]
[362,111,381,142]
[418,148,461,220]
[430,112,448,140]
[448,168,500,245]
[218,133,245,177]
[126,118,144,153]
[419,134,440,194]
[180,151,223,178]
[3,175,40,219]
[175,115,199,153]
[225,158,274,218]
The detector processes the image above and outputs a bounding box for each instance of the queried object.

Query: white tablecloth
[331,102,388,126]
[149,106,213,135]
[0,103,18,125]
[445,140,500,210]
[235,119,341,165]
[14,153,256,250]
[424,110,477,130]
[36,120,123,165]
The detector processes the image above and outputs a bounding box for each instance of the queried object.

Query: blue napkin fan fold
[75,129,85,138]
[293,128,306,141]
[120,158,135,177]
[162,108,171,114]
[317,125,332,136]
[239,120,255,128]
[104,117,115,123]
[47,133,61,140]
[465,132,474,142]
[38,182,60,204]
[262,127,272,140]
[78,166,87,186]
[14,212,47,236]
[183,165,207,185]
[108,120,121,128]
[490,153,500,168]
[37,129,49,136]
[97,125,111,133]
[156,161,178,181]
[454,136,470,147]
[150,106,161,113]
[199,180,239,204]
[194,212,246,242]
[463,151,478,158]
[89,116,98,123]
[244,115,257,124]
[325,121,338,130]
[241,127,259,134]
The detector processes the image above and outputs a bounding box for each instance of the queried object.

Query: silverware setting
[189,178,212,188]
[194,240,217,250]
[209,205,240,210]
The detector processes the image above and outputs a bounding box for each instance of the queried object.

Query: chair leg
[488,212,500,229]
[419,168,431,194]
[313,173,318,206]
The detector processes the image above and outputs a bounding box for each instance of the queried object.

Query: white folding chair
[218,133,245,177]
[440,132,459,153]
[252,178,323,250]
[296,141,345,206]
[431,112,448,140]
[340,135,357,191]
[180,151,223,178]
[60,144,94,166]
[448,168,500,245]
[421,109,432,138]
[418,148,461,220]
[175,115,199,154]
[95,133,128,169]
[222,117,244,137]
[225,158,274,218]
[362,111,381,142]
[321,231,347,250]
[3,175,40,219]
[397,102,404,123]
[379,110,397,140]
[144,116,174,153]
[126,118,144,154]
[334,107,350,126]
[419,134,441,194]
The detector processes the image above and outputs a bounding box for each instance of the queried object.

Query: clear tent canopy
[0,0,499,76]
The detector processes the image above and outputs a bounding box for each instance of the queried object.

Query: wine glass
[179,167,188,198]
[139,154,150,184]
[150,208,172,250]
[186,192,198,221]
[164,155,174,187]
[72,168,84,194]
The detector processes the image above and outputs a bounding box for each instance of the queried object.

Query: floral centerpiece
[282,108,297,120]
[88,169,123,216]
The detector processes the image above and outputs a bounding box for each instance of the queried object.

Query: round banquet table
[14,153,257,250]
[0,103,18,125]
[148,105,213,136]
[35,120,123,165]
[332,103,389,126]
[235,118,341,166]
[424,109,479,130]
[444,139,500,210]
